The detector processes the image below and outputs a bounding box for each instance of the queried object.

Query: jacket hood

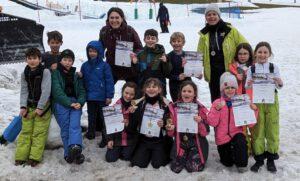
[86,40,105,61]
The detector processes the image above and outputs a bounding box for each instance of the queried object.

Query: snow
[1,0,300,180]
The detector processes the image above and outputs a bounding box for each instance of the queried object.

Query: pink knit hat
[220,72,238,91]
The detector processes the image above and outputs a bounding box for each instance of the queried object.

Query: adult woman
[99,7,143,84]
[197,4,247,102]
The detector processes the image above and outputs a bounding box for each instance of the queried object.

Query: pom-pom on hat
[220,72,238,91]
[205,4,221,17]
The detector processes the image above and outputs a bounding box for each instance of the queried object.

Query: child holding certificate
[166,81,209,173]
[229,43,255,156]
[129,78,172,169]
[207,72,257,173]
[245,42,283,173]
[105,82,138,162]
[132,29,172,96]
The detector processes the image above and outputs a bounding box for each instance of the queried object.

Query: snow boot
[250,154,265,172]
[266,152,278,173]
[27,159,39,167]
[237,166,248,173]
[75,154,85,164]
[69,144,82,161]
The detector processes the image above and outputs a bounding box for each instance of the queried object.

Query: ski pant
[252,94,279,155]
[3,115,22,142]
[105,145,135,162]
[15,106,51,162]
[217,133,248,167]
[54,102,83,157]
[131,139,169,168]
[170,136,208,173]
[159,20,169,33]
[87,101,106,137]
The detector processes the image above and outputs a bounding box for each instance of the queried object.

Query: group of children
[0,28,283,174]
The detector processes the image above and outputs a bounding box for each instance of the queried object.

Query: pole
[36,0,40,22]
[228,1,231,18]
[186,2,189,17]
[78,0,81,21]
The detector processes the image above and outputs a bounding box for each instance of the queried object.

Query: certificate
[184,51,203,77]
[115,40,133,67]
[232,94,257,127]
[176,103,198,133]
[103,104,124,134]
[252,73,275,104]
[140,104,164,137]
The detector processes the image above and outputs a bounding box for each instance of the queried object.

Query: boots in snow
[250,154,265,172]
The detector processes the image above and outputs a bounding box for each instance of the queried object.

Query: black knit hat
[60,49,75,61]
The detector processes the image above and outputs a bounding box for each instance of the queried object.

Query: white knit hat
[205,4,221,17]
[220,72,238,91]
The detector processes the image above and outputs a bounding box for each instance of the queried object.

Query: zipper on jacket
[215,31,220,51]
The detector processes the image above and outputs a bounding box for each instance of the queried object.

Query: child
[245,42,283,173]
[0,31,63,146]
[167,32,191,102]
[42,30,63,70]
[81,40,114,148]
[229,43,254,97]
[207,72,257,173]
[15,48,52,167]
[105,82,138,162]
[51,49,86,164]
[133,29,172,97]
[129,78,172,168]
[167,80,209,173]
[229,43,254,156]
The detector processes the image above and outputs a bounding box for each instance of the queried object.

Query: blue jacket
[81,41,114,101]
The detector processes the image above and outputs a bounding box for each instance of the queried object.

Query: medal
[183,135,188,141]
[211,51,216,56]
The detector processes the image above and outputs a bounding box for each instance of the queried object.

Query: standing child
[81,41,114,148]
[133,29,172,96]
[229,43,254,156]
[167,32,191,102]
[51,49,86,164]
[15,48,52,167]
[167,81,209,173]
[207,72,257,173]
[105,82,138,162]
[129,78,172,168]
[42,30,63,70]
[245,42,283,173]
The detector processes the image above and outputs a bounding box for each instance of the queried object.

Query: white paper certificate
[115,40,133,67]
[140,104,164,137]
[177,103,198,133]
[252,73,275,104]
[232,94,257,127]
[103,104,124,134]
[184,51,203,77]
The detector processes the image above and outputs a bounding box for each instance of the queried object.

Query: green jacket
[51,68,86,108]
[197,24,247,82]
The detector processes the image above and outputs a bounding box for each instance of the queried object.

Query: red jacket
[168,100,209,164]
[99,22,143,80]
[229,62,253,100]
[207,97,257,146]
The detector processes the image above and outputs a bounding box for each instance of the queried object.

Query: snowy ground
[0,0,300,180]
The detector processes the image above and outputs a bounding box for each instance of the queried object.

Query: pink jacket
[168,100,209,164]
[207,97,257,146]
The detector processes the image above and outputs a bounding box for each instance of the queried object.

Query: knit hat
[60,49,75,61]
[220,72,238,91]
[205,4,221,17]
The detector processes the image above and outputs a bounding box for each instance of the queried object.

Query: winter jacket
[229,62,253,100]
[167,50,190,81]
[99,22,143,80]
[197,21,247,82]
[81,41,114,101]
[51,66,86,109]
[137,44,172,88]
[207,97,257,145]
[168,100,209,164]
[156,4,169,22]
[20,65,51,110]
[106,99,138,147]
